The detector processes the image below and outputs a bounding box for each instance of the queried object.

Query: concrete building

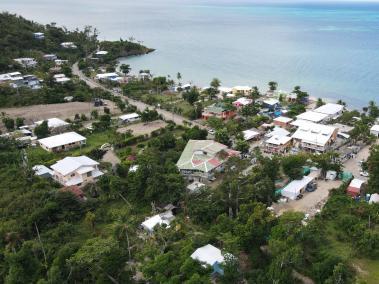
[232,86,252,96]
[14,58,37,68]
[265,135,292,154]
[233,97,253,108]
[141,210,175,233]
[61,42,77,49]
[291,121,338,152]
[296,111,329,124]
[33,32,45,40]
[51,156,103,187]
[314,103,344,120]
[38,132,86,152]
[176,140,240,181]
[273,116,293,128]
[202,103,236,120]
[34,118,70,134]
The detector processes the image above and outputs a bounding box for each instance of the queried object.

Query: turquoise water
[2,0,379,107]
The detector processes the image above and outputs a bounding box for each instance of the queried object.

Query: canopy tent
[281,176,314,200]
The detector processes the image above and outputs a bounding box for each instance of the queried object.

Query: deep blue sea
[2,0,379,107]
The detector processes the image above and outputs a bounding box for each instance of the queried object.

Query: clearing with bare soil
[117,120,167,136]
[0,100,119,126]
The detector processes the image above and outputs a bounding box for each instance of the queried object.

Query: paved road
[343,144,371,181]
[72,63,205,128]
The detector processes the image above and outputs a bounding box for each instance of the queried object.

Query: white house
[95,50,108,56]
[61,42,77,49]
[35,118,69,133]
[119,113,140,123]
[96,72,122,82]
[314,103,344,120]
[33,32,45,40]
[141,210,175,233]
[55,59,69,66]
[281,176,314,200]
[291,121,338,152]
[43,54,57,61]
[232,86,251,95]
[51,156,103,187]
[32,165,53,178]
[370,125,379,137]
[218,87,233,95]
[53,74,70,83]
[14,58,37,68]
[265,135,292,154]
[191,244,225,267]
[273,116,293,128]
[243,129,261,141]
[38,132,86,152]
[233,97,253,108]
[265,127,290,139]
[296,111,329,124]
[187,181,205,193]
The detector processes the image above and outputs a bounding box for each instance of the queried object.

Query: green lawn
[27,130,119,166]
[353,258,379,284]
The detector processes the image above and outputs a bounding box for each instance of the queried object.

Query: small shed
[347,178,365,198]
[141,210,175,233]
[32,165,53,178]
[187,181,205,193]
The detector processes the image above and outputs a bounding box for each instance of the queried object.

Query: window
[71,173,75,177]
[87,172,92,177]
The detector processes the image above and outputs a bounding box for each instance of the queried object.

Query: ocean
[2,0,379,107]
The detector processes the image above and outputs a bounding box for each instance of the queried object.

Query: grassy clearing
[323,220,379,283]
[353,258,379,284]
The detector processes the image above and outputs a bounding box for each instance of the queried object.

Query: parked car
[306,182,317,192]
[208,129,215,135]
[360,171,369,177]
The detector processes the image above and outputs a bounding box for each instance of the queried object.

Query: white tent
[281,176,314,200]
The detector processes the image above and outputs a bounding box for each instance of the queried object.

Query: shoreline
[117,55,365,112]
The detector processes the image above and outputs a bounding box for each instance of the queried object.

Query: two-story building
[291,121,338,152]
[51,156,104,187]
[232,86,252,96]
[202,103,236,120]
[176,140,240,181]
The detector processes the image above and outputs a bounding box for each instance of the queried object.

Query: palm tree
[251,86,260,100]
[293,85,301,93]
[210,78,221,90]
[268,81,278,91]
[176,72,182,85]
[120,64,131,75]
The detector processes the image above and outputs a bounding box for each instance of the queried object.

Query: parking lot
[272,143,374,217]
